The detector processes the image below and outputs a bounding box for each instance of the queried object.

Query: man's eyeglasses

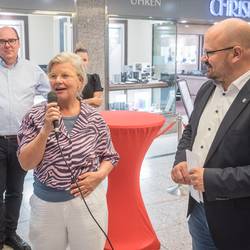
[0,39,19,47]
[203,46,234,58]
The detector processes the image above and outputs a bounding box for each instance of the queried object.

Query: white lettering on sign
[130,0,161,7]
[210,0,250,18]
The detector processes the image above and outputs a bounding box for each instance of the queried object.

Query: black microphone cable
[55,134,115,250]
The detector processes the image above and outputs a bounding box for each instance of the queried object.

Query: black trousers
[0,138,26,243]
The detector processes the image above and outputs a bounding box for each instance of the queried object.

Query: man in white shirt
[172,18,250,250]
[0,26,49,250]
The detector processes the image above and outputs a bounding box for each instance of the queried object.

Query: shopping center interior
[1,0,246,249]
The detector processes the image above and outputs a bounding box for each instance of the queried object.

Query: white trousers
[29,184,108,250]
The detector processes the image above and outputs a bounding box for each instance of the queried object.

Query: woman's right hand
[42,102,60,135]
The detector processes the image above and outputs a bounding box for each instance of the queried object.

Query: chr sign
[210,0,250,18]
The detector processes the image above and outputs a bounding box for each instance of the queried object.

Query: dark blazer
[174,79,250,250]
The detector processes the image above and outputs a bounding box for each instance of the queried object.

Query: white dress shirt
[192,70,250,201]
[0,58,50,135]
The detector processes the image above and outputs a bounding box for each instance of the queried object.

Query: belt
[0,135,17,140]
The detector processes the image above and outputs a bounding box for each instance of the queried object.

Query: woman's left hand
[70,171,103,197]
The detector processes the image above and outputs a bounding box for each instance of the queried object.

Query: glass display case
[176,23,211,76]
[177,34,199,75]
[108,18,177,114]
[109,82,175,113]
[152,22,176,81]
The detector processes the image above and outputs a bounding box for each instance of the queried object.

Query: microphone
[47,91,59,137]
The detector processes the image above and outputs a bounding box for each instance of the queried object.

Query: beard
[204,61,216,79]
[203,61,225,85]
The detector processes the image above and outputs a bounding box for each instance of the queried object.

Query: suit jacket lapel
[205,79,250,165]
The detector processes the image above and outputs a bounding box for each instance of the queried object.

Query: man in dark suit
[171,18,250,250]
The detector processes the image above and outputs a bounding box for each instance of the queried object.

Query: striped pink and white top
[17,101,119,190]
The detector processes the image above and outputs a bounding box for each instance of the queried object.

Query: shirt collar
[230,69,250,91]
[0,56,19,68]
[215,70,250,93]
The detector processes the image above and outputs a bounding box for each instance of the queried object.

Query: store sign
[210,0,250,18]
[130,0,161,7]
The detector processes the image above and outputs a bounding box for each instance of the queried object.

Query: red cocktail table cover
[102,111,165,250]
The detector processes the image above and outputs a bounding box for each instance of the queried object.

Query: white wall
[127,19,152,65]
[28,15,55,65]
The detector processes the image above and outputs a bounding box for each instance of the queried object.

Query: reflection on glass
[177,34,199,75]
[127,89,151,111]
[109,90,128,110]
[176,23,211,76]
[152,22,176,80]
[108,19,177,114]
[152,22,176,114]
[109,87,174,113]
[109,22,125,84]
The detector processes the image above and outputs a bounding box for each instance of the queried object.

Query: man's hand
[171,161,191,185]
[189,167,205,192]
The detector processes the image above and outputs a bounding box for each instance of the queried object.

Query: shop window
[109,20,127,83]
[177,34,199,75]
[108,18,177,115]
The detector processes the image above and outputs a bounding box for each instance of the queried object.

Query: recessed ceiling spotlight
[180,20,187,23]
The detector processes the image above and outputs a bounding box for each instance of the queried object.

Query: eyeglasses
[0,39,19,47]
[203,46,234,58]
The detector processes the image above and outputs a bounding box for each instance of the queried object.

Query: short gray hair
[47,52,87,93]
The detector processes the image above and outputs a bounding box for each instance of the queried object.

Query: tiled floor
[4,132,192,250]
[143,133,191,250]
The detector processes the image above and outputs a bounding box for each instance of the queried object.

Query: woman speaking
[17,52,119,250]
